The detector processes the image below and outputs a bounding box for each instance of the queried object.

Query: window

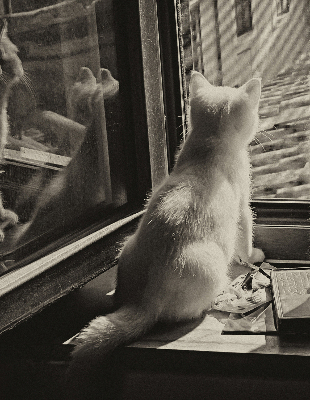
[235,0,252,36]
[0,0,184,334]
[0,0,165,275]
[277,0,290,15]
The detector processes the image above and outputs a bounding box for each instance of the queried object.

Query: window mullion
[139,0,169,188]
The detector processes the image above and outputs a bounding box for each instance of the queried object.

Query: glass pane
[0,0,136,274]
[181,0,309,200]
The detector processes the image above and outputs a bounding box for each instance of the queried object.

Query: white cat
[69,72,265,375]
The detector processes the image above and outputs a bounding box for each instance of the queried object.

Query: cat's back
[135,163,240,251]
[122,72,261,259]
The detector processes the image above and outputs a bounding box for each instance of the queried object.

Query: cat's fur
[69,72,265,374]
[0,21,22,240]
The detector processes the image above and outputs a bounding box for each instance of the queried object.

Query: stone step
[253,167,308,190]
[253,128,294,145]
[251,142,309,167]
[251,46,310,199]
[251,130,310,155]
[252,154,307,177]
[274,183,310,199]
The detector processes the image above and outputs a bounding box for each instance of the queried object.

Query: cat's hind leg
[159,241,230,321]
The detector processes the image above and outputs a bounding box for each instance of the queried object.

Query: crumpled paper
[212,263,273,314]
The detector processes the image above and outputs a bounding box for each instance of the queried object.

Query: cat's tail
[70,304,156,366]
[66,305,156,398]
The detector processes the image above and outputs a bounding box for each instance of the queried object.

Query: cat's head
[189,72,261,148]
[0,20,23,82]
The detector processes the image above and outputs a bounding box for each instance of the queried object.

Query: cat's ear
[190,71,212,98]
[240,78,261,107]
[0,20,8,39]
[77,66,95,83]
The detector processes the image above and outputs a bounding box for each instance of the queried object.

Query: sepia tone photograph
[0,1,309,399]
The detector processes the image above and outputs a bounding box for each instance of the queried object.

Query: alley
[251,45,310,199]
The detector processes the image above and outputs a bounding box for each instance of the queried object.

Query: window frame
[0,0,186,335]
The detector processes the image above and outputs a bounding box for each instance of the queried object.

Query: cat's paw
[0,209,18,241]
[248,247,265,264]
[0,209,18,225]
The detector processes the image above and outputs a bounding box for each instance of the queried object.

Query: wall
[198,0,222,85]
[195,0,309,87]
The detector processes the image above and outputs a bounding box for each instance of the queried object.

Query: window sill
[0,209,143,335]
[0,205,309,399]
[0,210,144,299]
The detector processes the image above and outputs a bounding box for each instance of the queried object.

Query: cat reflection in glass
[0,20,22,240]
